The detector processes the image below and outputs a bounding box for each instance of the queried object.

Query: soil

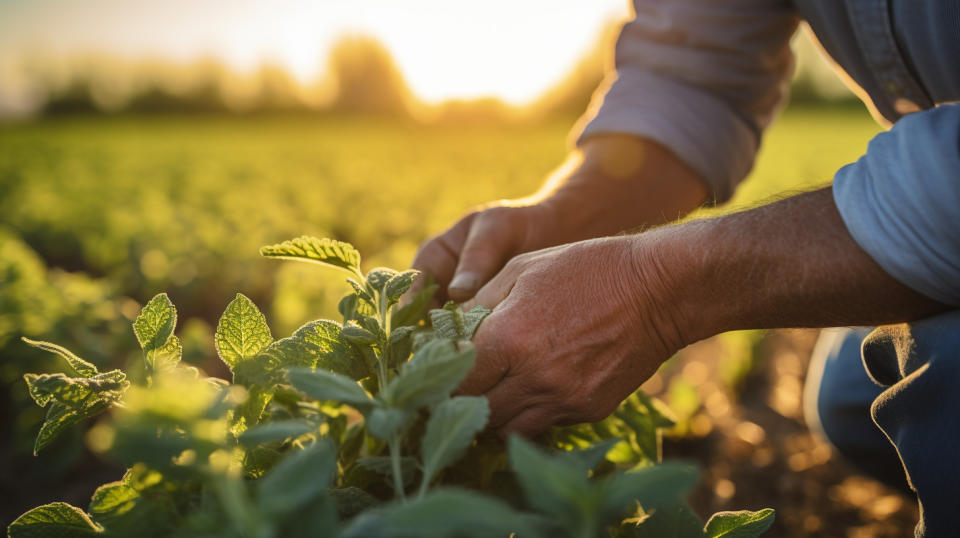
[653,329,919,537]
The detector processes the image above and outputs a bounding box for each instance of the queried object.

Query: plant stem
[416,472,430,500]
[390,434,406,501]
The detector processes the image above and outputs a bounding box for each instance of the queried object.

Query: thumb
[448,211,516,302]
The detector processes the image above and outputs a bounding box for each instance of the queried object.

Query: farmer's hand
[459,235,684,437]
[458,187,949,437]
[411,135,708,305]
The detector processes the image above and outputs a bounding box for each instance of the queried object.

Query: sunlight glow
[0,0,627,105]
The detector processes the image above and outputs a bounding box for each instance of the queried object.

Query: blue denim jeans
[804,310,960,537]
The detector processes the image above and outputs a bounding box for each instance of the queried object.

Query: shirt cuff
[833,105,960,306]
[571,69,760,203]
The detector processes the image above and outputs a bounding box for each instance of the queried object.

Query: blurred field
[0,104,886,529]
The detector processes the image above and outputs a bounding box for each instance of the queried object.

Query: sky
[0,0,628,108]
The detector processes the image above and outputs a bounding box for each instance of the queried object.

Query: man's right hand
[411,135,711,304]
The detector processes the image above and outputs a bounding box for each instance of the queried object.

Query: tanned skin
[412,135,946,437]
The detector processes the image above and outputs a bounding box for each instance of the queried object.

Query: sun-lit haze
[0,0,627,111]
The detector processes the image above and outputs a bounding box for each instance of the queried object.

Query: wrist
[537,136,709,243]
[626,222,727,350]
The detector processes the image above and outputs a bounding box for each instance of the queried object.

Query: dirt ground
[653,329,919,537]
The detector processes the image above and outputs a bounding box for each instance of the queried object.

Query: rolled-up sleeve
[573,0,798,202]
[833,104,960,306]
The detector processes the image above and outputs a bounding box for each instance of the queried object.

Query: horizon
[0,0,627,115]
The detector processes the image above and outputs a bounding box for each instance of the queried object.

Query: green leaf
[339,293,376,322]
[25,371,128,408]
[365,407,414,440]
[385,270,419,304]
[133,293,177,353]
[235,320,371,388]
[430,302,491,340]
[8,502,103,537]
[330,487,379,520]
[600,463,700,523]
[260,236,362,276]
[238,419,316,446]
[366,267,399,292]
[392,283,438,328]
[383,339,475,410]
[24,371,129,454]
[338,488,544,538]
[388,326,416,347]
[287,367,374,413]
[21,337,99,378]
[146,335,181,376]
[703,509,776,538]
[215,293,273,370]
[508,436,592,529]
[347,278,377,307]
[620,500,703,538]
[340,324,378,346]
[257,438,337,517]
[420,396,489,488]
[87,481,172,535]
[561,438,620,471]
[356,456,419,488]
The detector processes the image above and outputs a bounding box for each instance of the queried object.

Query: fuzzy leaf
[238,419,316,446]
[338,488,544,538]
[257,438,337,517]
[347,278,377,307]
[600,463,700,522]
[392,283,438,328]
[430,302,491,340]
[383,339,475,410]
[235,319,370,388]
[365,407,414,440]
[508,436,592,528]
[132,293,177,353]
[330,487,379,520]
[146,335,181,376]
[420,396,489,487]
[21,337,98,378]
[24,371,129,454]
[622,500,703,538]
[356,456,419,488]
[260,236,361,276]
[86,481,171,535]
[340,324,378,345]
[703,509,776,538]
[388,326,416,345]
[287,367,374,413]
[560,438,620,471]
[384,270,419,304]
[8,502,103,537]
[215,293,273,370]
[366,267,398,292]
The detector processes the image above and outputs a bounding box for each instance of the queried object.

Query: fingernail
[449,272,479,294]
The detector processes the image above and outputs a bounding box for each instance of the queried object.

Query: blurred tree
[325,35,414,117]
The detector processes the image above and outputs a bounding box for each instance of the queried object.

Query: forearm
[533,135,709,242]
[639,187,948,346]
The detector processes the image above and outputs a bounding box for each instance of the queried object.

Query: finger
[482,374,538,430]
[407,242,456,308]
[461,260,523,311]
[448,211,517,302]
[411,215,476,304]
[498,405,557,439]
[456,310,510,395]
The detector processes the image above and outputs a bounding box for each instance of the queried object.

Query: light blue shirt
[574,0,960,306]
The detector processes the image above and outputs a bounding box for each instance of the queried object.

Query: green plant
[8,236,775,538]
